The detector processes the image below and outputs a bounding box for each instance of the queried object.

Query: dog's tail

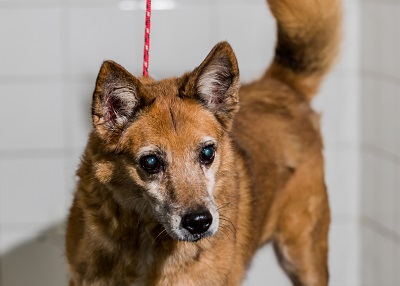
[265,0,342,101]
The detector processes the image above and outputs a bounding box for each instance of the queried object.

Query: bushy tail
[266,0,342,101]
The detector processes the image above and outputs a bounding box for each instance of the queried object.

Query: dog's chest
[129,280,146,286]
[123,239,202,285]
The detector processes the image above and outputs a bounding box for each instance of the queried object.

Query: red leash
[143,0,151,77]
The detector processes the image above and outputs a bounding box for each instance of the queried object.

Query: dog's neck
[78,176,215,281]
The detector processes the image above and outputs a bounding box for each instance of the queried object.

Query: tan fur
[66,0,341,285]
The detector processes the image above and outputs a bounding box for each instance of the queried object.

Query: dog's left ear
[181,42,240,130]
[91,60,151,149]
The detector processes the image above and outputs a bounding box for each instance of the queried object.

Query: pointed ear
[181,42,240,130]
[92,60,142,143]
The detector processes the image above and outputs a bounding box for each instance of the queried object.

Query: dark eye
[140,155,163,174]
[200,145,215,165]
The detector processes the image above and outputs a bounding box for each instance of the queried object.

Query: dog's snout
[182,209,213,235]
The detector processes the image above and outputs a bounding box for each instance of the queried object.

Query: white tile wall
[396,165,400,237]
[360,225,375,286]
[0,82,65,151]
[362,150,397,233]
[336,0,360,72]
[66,80,93,149]
[395,241,400,286]
[324,147,359,217]
[361,151,376,221]
[314,71,360,146]
[395,90,400,159]
[361,2,400,79]
[0,0,366,285]
[360,223,399,286]
[215,1,275,82]
[329,220,360,286]
[360,0,400,285]
[376,156,397,233]
[361,75,380,148]
[373,80,398,156]
[68,6,143,76]
[0,157,68,226]
[360,2,377,75]
[150,7,215,76]
[0,7,63,77]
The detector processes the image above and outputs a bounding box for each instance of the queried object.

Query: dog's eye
[200,145,215,165]
[140,155,163,174]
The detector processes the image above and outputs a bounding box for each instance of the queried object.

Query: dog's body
[66,0,341,285]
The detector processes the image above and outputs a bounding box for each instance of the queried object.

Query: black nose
[182,209,213,235]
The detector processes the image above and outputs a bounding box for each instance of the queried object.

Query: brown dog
[66,0,342,285]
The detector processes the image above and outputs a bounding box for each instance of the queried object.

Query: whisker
[217,201,239,212]
[218,223,235,240]
[203,236,213,248]
[152,229,167,245]
[219,216,237,233]
[220,222,235,236]
[217,225,232,241]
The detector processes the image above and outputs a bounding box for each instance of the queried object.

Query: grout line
[361,69,400,86]
[0,1,64,9]
[330,214,361,224]
[0,74,96,85]
[361,143,400,165]
[361,215,400,246]
[0,74,65,84]
[362,0,400,3]
[0,0,112,9]
[0,69,361,84]
[329,68,362,77]
[323,141,361,152]
[0,0,236,10]
[0,69,361,85]
[0,148,83,160]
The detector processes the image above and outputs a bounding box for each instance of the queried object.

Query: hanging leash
[143,0,152,77]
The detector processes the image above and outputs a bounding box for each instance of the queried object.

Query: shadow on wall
[0,222,69,285]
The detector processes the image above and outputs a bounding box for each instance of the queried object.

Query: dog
[66,0,342,285]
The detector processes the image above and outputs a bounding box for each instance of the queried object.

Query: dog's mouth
[183,232,211,242]
[160,210,219,242]
[165,226,218,242]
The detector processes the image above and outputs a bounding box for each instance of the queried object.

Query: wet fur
[66,0,342,285]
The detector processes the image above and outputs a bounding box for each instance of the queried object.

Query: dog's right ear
[179,42,240,131]
[91,61,142,145]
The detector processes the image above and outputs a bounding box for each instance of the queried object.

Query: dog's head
[90,42,239,242]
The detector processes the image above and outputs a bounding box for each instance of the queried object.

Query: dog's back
[66,0,341,285]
